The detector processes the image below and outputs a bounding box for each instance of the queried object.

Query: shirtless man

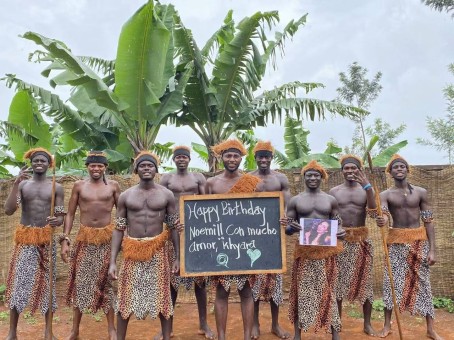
[158,145,214,340]
[61,151,121,340]
[375,154,442,340]
[206,139,261,340]
[108,151,179,340]
[284,160,345,340]
[250,141,290,339]
[4,148,64,340]
[328,155,376,336]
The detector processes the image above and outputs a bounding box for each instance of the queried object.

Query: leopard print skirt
[65,234,113,314]
[116,245,173,320]
[288,256,341,333]
[252,274,283,305]
[211,275,256,292]
[167,241,207,291]
[383,240,434,318]
[6,241,57,315]
[336,239,374,305]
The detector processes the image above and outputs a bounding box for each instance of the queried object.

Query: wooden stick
[46,156,56,340]
[366,153,403,340]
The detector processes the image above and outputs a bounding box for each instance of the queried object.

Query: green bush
[372,299,385,312]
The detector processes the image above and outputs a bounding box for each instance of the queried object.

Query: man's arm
[63,182,80,235]
[376,191,389,227]
[420,188,436,265]
[159,173,170,188]
[4,165,30,215]
[113,181,121,207]
[279,173,291,209]
[109,193,127,280]
[355,169,377,209]
[283,197,301,235]
[60,182,80,262]
[166,190,180,274]
[205,177,214,194]
[197,173,207,195]
[48,184,65,227]
[330,196,345,239]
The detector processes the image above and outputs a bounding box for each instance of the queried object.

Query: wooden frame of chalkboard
[180,192,286,277]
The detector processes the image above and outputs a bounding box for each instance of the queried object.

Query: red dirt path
[1,298,453,340]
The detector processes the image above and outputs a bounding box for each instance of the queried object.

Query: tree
[344,118,407,156]
[274,116,342,169]
[421,0,454,17]
[417,64,454,164]
[337,62,382,155]
[172,11,363,171]
[2,1,183,173]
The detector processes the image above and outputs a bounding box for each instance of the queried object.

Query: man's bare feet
[378,325,392,338]
[251,323,260,339]
[198,326,216,339]
[153,331,174,340]
[364,323,377,337]
[427,329,444,340]
[271,325,290,339]
[44,331,58,340]
[5,333,17,340]
[108,328,117,340]
[68,330,79,340]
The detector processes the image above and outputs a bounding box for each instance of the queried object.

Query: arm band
[420,210,434,223]
[115,216,128,231]
[164,212,179,230]
[16,195,21,208]
[362,183,372,190]
[58,233,71,245]
[366,207,378,219]
[382,206,393,227]
[285,217,297,235]
[54,206,66,216]
[330,213,343,226]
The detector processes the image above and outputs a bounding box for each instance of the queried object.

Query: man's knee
[238,286,253,299]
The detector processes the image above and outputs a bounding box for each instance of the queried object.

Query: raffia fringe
[387,226,427,244]
[76,224,114,245]
[14,224,52,245]
[228,174,261,194]
[294,241,343,260]
[122,230,169,261]
[344,226,369,242]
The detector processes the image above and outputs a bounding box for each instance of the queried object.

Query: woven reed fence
[1,166,453,304]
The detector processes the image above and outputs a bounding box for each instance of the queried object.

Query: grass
[23,311,37,325]
[0,311,9,321]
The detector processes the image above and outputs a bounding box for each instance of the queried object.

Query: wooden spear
[366,152,403,340]
[46,155,56,340]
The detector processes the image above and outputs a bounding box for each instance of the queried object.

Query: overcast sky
[1,0,453,169]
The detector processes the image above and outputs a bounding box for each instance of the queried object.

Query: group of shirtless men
[3,139,442,340]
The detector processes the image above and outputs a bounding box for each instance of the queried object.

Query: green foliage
[372,299,385,312]
[1,1,184,174]
[365,118,407,153]
[417,64,454,164]
[0,311,9,321]
[274,116,342,169]
[0,283,6,302]
[172,10,362,171]
[421,0,454,17]
[433,297,454,312]
[337,62,383,155]
[23,311,37,324]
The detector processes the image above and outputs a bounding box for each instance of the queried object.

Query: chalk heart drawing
[247,248,261,267]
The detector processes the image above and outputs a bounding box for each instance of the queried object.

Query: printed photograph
[299,218,338,246]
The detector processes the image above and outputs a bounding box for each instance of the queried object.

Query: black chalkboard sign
[180,192,286,276]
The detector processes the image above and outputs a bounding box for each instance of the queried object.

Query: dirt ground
[1,297,453,340]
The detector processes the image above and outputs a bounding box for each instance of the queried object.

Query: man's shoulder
[329,184,342,194]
